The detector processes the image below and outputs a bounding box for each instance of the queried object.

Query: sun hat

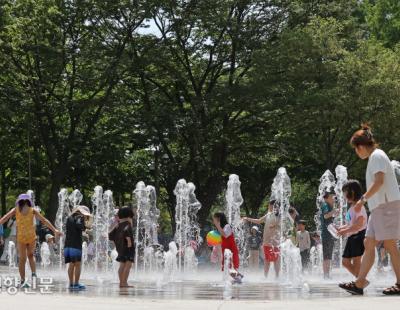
[15,194,33,207]
[45,234,55,242]
[71,205,92,217]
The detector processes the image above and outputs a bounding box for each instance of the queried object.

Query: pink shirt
[346,205,367,235]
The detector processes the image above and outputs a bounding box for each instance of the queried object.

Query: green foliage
[363,0,400,47]
[0,0,399,230]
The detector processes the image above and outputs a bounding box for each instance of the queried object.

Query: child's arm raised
[33,210,61,237]
[212,217,226,237]
[109,220,119,233]
[214,222,226,237]
[242,216,263,225]
[0,208,16,225]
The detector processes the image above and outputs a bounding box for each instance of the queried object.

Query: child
[0,194,61,287]
[376,241,389,272]
[243,199,281,278]
[247,226,262,270]
[320,190,338,279]
[87,236,95,262]
[45,234,58,265]
[337,180,367,278]
[108,206,135,288]
[210,244,222,268]
[296,220,311,272]
[64,205,92,290]
[212,212,243,283]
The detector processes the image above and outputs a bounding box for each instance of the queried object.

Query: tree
[119,0,288,227]
[362,0,400,48]
[0,0,153,221]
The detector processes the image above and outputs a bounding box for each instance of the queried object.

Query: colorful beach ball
[206,230,222,247]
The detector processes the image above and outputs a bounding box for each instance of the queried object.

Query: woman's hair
[342,179,363,202]
[118,206,134,219]
[350,123,377,148]
[213,212,228,227]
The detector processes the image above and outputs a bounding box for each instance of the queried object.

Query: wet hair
[17,199,32,211]
[342,179,363,202]
[298,220,306,226]
[213,212,228,227]
[117,206,134,219]
[350,124,378,148]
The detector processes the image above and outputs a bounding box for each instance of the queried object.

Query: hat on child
[45,234,55,242]
[71,205,92,217]
[251,226,259,232]
[15,194,33,207]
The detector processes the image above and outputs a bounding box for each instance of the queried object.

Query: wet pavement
[61,281,345,300]
[0,265,396,301]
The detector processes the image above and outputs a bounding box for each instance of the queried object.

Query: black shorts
[64,247,82,264]
[322,235,334,260]
[342,230,366,259]
[116,247,135,263]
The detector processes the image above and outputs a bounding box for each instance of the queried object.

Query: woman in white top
[339,125,400,295]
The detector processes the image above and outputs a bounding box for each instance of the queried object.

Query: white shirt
[261,212,280,246]
[297,230,311,251]
[366,149,400,211]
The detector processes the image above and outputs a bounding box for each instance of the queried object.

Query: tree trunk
[166,185,176,234]
[197,175,225,228]
[46,164,69,223]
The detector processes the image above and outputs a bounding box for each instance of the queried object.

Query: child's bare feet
[119,283,134,288]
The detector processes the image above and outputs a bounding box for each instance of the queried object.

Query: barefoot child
[64,205,92,290]
[243,199,281,278]
[337,180,367,278]
[108,207,135,288]
[0,194,61,287]
[297,220,311,272]
[247,226,262,270]
[212,212,243,283]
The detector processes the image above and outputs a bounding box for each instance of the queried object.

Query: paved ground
[1,292,400,310]
[1,265,399,309]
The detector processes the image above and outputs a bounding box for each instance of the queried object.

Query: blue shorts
[64,247,82,264]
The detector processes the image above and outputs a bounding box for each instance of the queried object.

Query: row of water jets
[6,161,400,288]
[3,171,311,285]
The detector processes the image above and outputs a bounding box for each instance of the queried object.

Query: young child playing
[108,206,135,288]
[212,212,243,283]
[247,226,262,270]
[64,205,92,290]
[243,199,281,278]
[337,180,367,279]
[45,233,58,265]
[0,194,61,287]
[297,220,311,272]
[87,236,95,262]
